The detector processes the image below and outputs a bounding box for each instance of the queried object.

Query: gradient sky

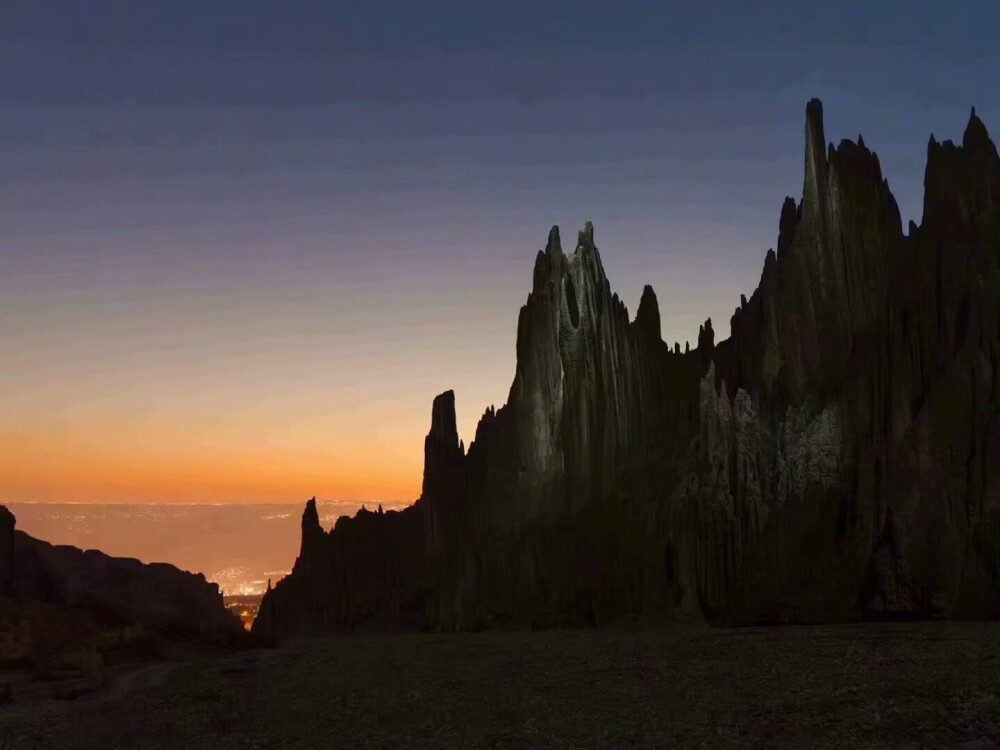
[2,1,998,505]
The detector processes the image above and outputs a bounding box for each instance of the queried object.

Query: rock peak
[803,97,829,227]
[634,284,661,341]
[697,317,715,360]
[777,196,800,259]
[577,219,595,249]
[302,497,319,532]
[806,97,824,123]
[963,106,993,152]
[546,225,561,254]
[421,390,466,553]
[429,390,459,448]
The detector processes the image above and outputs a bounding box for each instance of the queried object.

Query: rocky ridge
[0,505,243,644]
[254,100,1000,636]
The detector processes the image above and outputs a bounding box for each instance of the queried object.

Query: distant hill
[1,504,245,672]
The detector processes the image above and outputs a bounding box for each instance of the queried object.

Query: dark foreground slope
[8,623,1000,749]
[255,100,1000,636]
[1,504,244,665]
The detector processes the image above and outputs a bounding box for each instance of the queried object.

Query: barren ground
[2,621,999,749]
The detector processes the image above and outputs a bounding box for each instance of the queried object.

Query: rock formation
[0,505,242,641]
[254,100,1000,636]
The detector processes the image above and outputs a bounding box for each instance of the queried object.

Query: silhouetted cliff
[0,505,243,642]
[255,100,1000,636]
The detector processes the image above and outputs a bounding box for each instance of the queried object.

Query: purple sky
[1,1,997,504]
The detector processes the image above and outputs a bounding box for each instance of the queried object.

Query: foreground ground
[1,621,999,748]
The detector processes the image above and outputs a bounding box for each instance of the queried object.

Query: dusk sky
[2,2,998,505]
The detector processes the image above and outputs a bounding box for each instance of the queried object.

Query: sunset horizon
[4,4,997,508]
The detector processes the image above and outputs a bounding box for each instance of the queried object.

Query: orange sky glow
[1,232,756,506]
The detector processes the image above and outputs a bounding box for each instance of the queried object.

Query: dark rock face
[255,100,1000,636]
[422,390,466,555]
[0,506,242,640]
[253,498,429,635]
[0,506,14,596]
[634,285,661,341]
[255,400,468,636]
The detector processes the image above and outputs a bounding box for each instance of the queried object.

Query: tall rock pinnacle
[634,285,661,341]
[802,98,829,229]
[297,497,325,567]
[776,196,800,260]
[422,390,466,553]
[427,390,460,453]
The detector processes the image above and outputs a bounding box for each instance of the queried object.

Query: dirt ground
[1,621,999,749]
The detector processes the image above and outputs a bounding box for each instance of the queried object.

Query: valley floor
[2,622,999,749]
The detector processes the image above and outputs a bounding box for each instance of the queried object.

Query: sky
[1,1,998,505]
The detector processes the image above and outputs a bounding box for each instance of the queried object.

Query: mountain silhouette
[1,505,243,644]
[254,99,1000,635]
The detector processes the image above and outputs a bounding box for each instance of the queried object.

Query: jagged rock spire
[698,317,715,356]
[302,497,319,533]
[428,390,460,449]
[422,390,463,504]
[634,285,661,341]
[533,226,565,292]
[422,390,466,553]
[546,225,561,253]
[964,105,997,157]
[776,196,799,260]
[923,104,1000,233]
[577,219,595,249]
[255,98,1000,637]
[802,98,829,228]
[298,497,324,563]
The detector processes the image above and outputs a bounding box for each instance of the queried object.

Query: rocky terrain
[254,99,1000,637]
[0,504,245,698]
